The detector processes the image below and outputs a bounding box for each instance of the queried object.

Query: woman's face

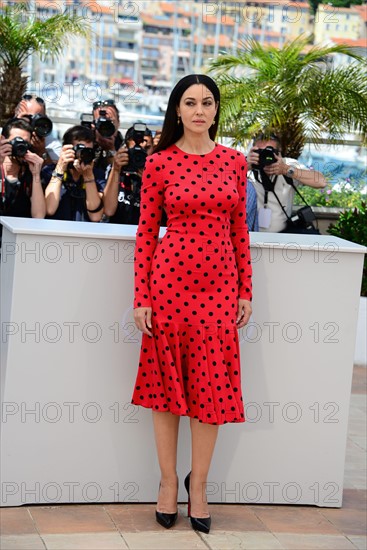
[177,84,218,135]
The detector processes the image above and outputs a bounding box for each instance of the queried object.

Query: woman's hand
[56,144,75,173]
[0,137,11,165]
[134,307,153,337]
[236,299,252,329]
[112,146,129,171]
[72,158,94,179]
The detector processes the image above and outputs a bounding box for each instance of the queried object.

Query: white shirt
[45,133,62,162]
[248,158,306,233]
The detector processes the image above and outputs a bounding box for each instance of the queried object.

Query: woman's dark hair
[153,74,220,154]
[2,117,33,139]
[63,125,95,146]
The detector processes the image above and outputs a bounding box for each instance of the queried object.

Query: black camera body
[253,146,278,169]
[29,113,53,137]
[72,144,95,165]
[94,109,116,138]
[124,122,147,173]
[291,206,317,229]
[9,137,31,158]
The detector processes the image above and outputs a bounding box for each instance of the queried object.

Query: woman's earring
[177,115,181,125]
[212,119,216,126]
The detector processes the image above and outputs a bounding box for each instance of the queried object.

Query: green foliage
[0,4,87,66]
[294,166,366,208]
[328,202,367,296]
[0,3,88,124]
[309,0,321,14]
[322,0,362,6]
[208,37,367,158]
[294,184,365,208]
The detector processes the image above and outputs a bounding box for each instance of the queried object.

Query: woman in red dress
[133,74,252,533]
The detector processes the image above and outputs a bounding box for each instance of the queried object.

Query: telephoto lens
[94,110,116,138]
[124,122,147,172]
[30,114,53,137]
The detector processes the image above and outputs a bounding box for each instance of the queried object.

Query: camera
[94,109,116,138]
[72,144,95,165]
[291,206,317,229]
[124,122,148,173]
[28,113,53,137]
[252,146,278,169]
[9,137,31,158]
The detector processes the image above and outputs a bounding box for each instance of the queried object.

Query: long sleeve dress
[132,143,252,425]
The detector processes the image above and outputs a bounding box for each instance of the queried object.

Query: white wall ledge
[1,217,366,255]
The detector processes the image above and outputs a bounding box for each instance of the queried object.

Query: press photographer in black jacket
[102,123,164,225]
[44,125,105,222]
[0,118,46,242]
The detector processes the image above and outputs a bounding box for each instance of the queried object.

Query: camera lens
[32,114,53,137]
[73,144,95,165]
[95,118,115,138]
[127,147,147,171]
[10,137,30,158]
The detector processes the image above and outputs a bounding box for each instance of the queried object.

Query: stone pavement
[1,366,365,550]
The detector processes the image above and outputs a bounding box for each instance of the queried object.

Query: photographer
[247,133,326,233]
[0,118,46,242]
[102,123,163,225]
[92,99,123,162]
[44,125,105,222]
[14,94,61,163]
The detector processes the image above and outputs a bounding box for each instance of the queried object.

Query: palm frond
[209,37,367,156]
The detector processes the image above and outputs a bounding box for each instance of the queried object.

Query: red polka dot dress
[132,144,252,425]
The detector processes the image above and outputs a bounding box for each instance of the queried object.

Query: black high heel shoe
[155,482,178,529]
[184,472,211,534]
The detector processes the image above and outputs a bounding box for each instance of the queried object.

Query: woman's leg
[152,410,180,513]
[189,419,219,517]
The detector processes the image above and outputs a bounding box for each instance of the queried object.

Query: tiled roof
[142,13,190,29]
[317,4,362,15]
[331,37,367,48]
[354,4,367,22]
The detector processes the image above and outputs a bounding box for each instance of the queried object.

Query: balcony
[114,50,139,62]
[117,17,142,31]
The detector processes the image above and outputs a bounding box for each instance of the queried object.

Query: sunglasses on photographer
[254,132,280,142]
[92,99,116,110]
[22,94,45,105]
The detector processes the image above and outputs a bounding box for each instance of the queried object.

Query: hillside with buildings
[2,0,365,91]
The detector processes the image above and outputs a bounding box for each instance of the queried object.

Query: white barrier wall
[0,217,365,507]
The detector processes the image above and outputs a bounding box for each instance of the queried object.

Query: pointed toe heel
[190,515,211,534]
[184,472,211,534]
[155,479,178,529]
[155,510,178,529]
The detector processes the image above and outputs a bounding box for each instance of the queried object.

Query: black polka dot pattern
[132,144,252,425]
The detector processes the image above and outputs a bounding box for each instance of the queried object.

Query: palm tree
[0,2,88,126]
[208,37,367,158]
